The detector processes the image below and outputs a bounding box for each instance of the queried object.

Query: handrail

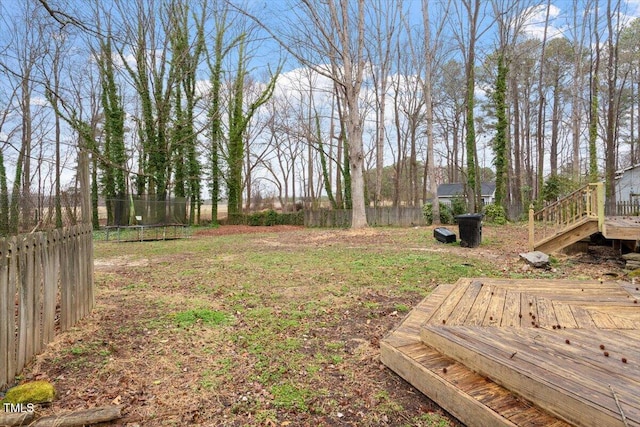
[528,182,604,251]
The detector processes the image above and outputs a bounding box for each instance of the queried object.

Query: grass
[72,225,568,425]
[173,308,230,327]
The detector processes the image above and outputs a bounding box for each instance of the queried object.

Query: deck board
[381,278,640,427]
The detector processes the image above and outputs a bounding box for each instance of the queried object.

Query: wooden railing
[0,224,94,389]
[528,182,605,250]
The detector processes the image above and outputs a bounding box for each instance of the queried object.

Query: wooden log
[30,405,123,427]
[0,410,35,426]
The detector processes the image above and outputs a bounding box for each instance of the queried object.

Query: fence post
[528,204,535,251]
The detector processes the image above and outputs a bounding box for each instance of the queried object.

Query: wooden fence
[305,207,425,227]
[0,223,94,389]
[616,201,640,216]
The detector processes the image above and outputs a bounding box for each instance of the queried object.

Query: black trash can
[456,213,483,248]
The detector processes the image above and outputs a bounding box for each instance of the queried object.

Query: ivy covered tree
[97,33,126,226]
[227,37,280,215]
[492,53,508,208]
[169,0,204,224]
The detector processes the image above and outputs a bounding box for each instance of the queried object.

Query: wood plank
[33,234,43,355]
[465,283,493,326]
[588,309,618,329]
[603,217,640,240]
[17,236,29,373]
[619,281,640,300]
[569,305,597,328]
[42,230,56,345]
[6,237,17,387]
[556,329,640,370]
[447,280,484,325]
[423,280,471,326]
[521,293,539,329]
[551,301,578,329]
[535,296,558,329]
[482,287,506,327]
[383,284,456,348]
[501,290,522,328]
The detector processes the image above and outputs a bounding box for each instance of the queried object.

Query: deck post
[528,204,535,251]
[595,182,605,231]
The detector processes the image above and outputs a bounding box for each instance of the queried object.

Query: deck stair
[528,183,604,253]
[381,278,640,427]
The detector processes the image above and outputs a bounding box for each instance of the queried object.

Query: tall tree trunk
[604,0,619,213]
[493,53,508,207]
[588,0,600,182]
[423,0,440,223]
[536,0,551,201]
[550,81,560,176]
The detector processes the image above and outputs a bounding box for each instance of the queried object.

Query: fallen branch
[30,405,123,427]
[0,411,35,426]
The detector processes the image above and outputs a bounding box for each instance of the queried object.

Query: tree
[168,0,205,224]
[97,31,127,227]
[115,0,173,200]
[226,37,279,215]
[422,0,441,223]
[535,0,552,202]
[603,0,622,213]
[204,5,238,225]
[588,0,601,182]
[265,0,369,227]
[492,53,508,207]
[450,0,490,212]
[366,0,400,207]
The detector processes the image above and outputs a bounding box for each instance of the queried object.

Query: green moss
[628,268,640,278]
[1,380,55,405]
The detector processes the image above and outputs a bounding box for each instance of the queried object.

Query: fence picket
[42,231,56,345]
[5,237,17,389]
[0,239,8,388]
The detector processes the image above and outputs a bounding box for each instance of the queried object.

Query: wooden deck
[603,216,640,240]
[381,278,640,427]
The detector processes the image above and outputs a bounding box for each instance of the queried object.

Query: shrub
[483,203,507,224]
[423,202,454,225]
[450,195,468,217]
[542,175,580,202]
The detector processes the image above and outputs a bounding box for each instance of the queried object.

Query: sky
[2,0,640,198]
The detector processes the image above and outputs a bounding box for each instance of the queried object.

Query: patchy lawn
[18,224,625,426]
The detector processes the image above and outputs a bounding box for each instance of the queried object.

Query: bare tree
[258,0,369,227]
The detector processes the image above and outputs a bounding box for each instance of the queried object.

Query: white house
[437,182,496,207]
[615,164,640,209]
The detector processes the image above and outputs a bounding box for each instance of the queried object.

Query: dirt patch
[193,225,304,237]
